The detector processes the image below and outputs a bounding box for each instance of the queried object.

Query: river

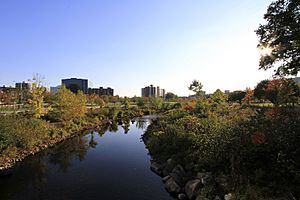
[0,116,173,200]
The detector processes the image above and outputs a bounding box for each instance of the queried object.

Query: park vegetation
[0,82,144,170]
[143,78,300,199]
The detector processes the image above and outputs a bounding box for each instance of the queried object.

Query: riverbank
[0,118,107,175]
[0,108,144,175]
[142,106,300,200]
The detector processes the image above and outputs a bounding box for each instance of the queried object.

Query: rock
[162,158,176,176]
[165,177,181,194]
[224,193,234,200]
[195,196,209,200]
[172,164,186,179]
[178,193,187,200]
[185,179,202,199]
[150,161,162,175]
[162,175,171,183]
[171,172,186,186]
[214,196,221,200]
[199,172,213,186]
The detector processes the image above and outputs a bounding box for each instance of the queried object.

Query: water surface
[0,117,172,200]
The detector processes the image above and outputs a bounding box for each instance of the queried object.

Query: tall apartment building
[62,78,88,94]
[141,84,165,98]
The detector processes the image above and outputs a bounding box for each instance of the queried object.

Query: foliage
[49,85,87,122]
[242,88,254,105]
[254,80,269,100]
[256,0,300,76]
[122,96,130,110]
[188,80,205,97]
[165,92,178,101]
[0,115,51,150]
[143,97,300,198]
[28,75,48,118]
[228,90,246,103]
[149,97,163,110]
[210,89,228,104]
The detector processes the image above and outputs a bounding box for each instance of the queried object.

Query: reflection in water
[136,119,148,130]
[122,119,130,134]
[0,116,171,200]
[48,135,90,172]
[89,132,98,148]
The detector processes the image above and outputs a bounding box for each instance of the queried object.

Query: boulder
[198,172,213,186]
[162,175,171,183]
[214,196,221,200]
[150,161,162,175]
[169,172,184,187]
[165,177,182,194]
[185,179,202,199]
[162,158,176,176]
[224,193,234,200]
[178,193,188,200]
[172,165,186,177]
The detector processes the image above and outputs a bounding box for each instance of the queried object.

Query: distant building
[62,78,88,94]
[88,86,114,96]
[50,85,61,94]
[224,90,230,94]
[15,81,31,91]
[141,84,165,98]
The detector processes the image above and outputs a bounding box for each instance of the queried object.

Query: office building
[141,84,165,98]
[15,81,31,91]
[62,78,88,94]
[88,86,114,96]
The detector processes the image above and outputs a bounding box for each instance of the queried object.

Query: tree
[228,91,246,104]
[188,80,205,97]
[254,80,269,101]
[278,78,300,105]
[29,75,48,118]
[264,78,300,106]
[149,97,162,110]
[122,96,130,110]
[210,89,228,104]
[256,0,300,76]
[265,79,282,105]
[242,88,254,105]
[165,92,177,101]
[52,85,87,122]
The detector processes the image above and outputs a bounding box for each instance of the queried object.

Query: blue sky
[0,0,274,97]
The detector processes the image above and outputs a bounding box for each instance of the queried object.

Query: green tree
[254,80,269,101]
[122,96,130,110]
[210,89,228,104]
[256,0,300,75]
[278,78,300,106]
[228,91,246,104]
[149,97,162,110]
[165,92,177,101]
[52,85,87,122]
[188,80,205,97]
[136,97,145,108]
[29,75,48,118]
